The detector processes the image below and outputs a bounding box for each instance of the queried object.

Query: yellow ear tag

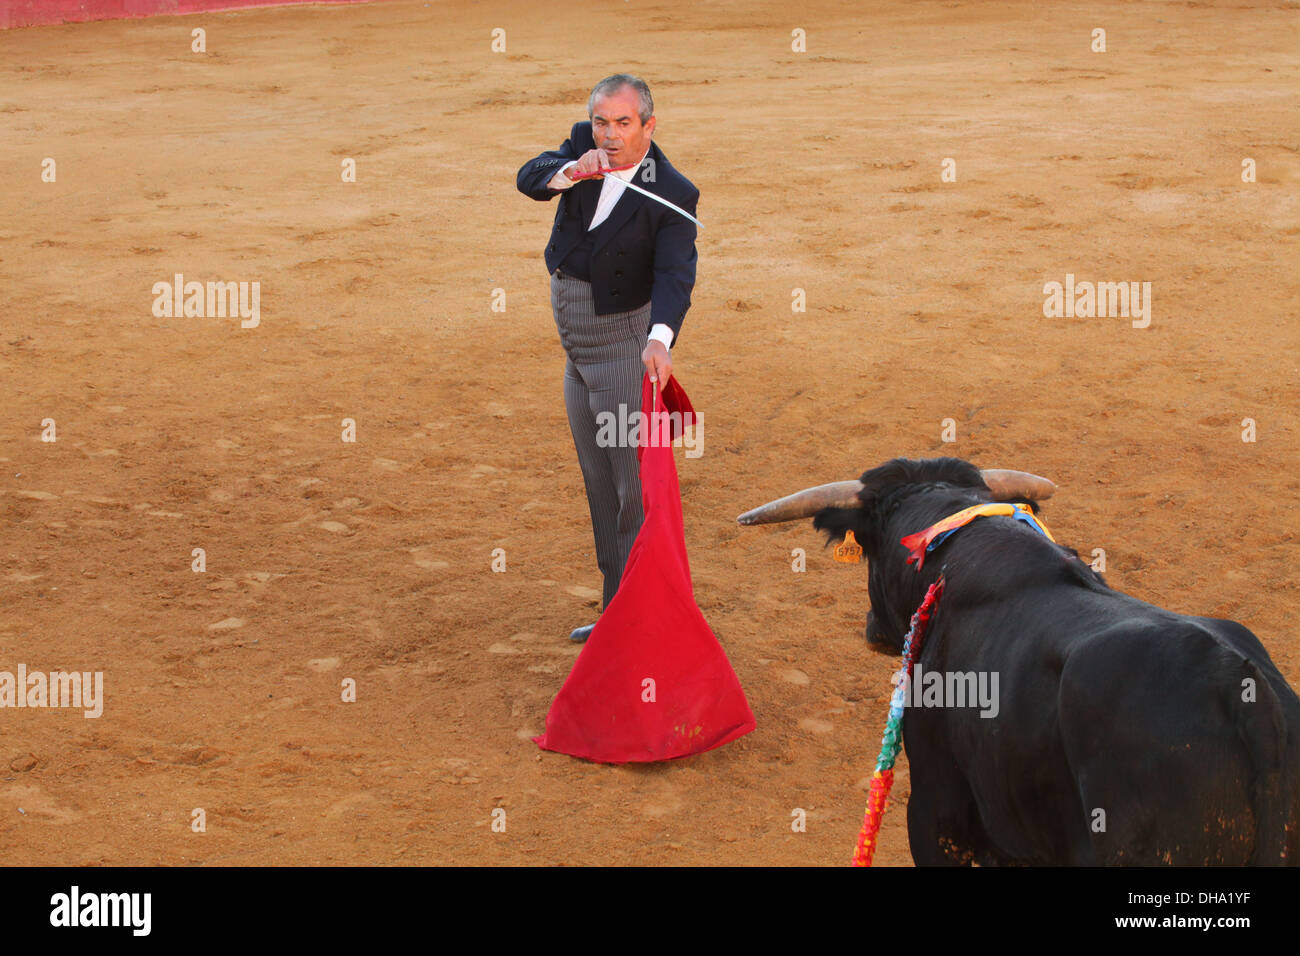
[833,529,863,564]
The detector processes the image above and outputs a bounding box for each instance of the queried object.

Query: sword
[569,166,703,229]
[614,176,703,230]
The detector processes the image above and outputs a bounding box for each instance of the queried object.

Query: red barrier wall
[1,0,375,30]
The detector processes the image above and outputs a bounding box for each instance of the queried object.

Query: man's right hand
[567,148,612,180]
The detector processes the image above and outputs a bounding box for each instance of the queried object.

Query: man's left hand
[642,340,672,386]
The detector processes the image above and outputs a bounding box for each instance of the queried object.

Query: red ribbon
[567,162,639,181]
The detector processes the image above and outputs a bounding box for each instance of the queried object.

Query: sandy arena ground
[0,0,1296,865]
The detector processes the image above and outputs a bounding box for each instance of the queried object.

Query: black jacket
[516,121,699,346]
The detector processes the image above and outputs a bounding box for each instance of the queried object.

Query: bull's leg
[866,608,886,645]
[904,795,953,865]
[905,760,995,865]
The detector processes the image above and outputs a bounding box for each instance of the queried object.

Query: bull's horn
[980,469,1056,502]
[735,468,1056,526]
[736,480,864,526]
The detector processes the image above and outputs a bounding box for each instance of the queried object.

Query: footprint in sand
[208,617,245,631]
[318,520,351,534]
[4,783,82,823]
[799,717,834,734]
[373,661,445,685]
[511,635,556,668]
[639,790,684,819]
[779,667,811,686]
[436,758,481,785]
[565,585,601,602]
[306,658,340,672]
[323,792,381,820]
[409,547,450,570]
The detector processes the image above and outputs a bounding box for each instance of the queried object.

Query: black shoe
[569,623,596,644]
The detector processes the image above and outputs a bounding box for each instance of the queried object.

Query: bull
[739,456,1300,865]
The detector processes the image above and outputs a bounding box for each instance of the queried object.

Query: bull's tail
[1236,658,1290,865]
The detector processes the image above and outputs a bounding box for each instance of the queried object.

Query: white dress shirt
[547,148,674,350]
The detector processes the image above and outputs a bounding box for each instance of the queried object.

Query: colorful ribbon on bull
[851,575,945,867]
[900,502,1054,571]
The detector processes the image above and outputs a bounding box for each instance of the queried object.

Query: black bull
[803,457,1299,865]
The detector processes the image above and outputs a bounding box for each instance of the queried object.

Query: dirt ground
[0,0,1296,866]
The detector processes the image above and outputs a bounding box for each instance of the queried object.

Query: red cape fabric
[533,375,756,763]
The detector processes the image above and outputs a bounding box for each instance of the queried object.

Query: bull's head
[737,457,1056,651]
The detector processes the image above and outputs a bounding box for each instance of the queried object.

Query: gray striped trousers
[550,269,649,611]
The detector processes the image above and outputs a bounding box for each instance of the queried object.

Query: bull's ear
[813,506,871,548]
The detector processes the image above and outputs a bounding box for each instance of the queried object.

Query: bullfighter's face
[590,86,655,170]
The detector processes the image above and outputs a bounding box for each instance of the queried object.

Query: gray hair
[587,74,654,124]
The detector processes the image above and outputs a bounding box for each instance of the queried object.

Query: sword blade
[613,177,703,229]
